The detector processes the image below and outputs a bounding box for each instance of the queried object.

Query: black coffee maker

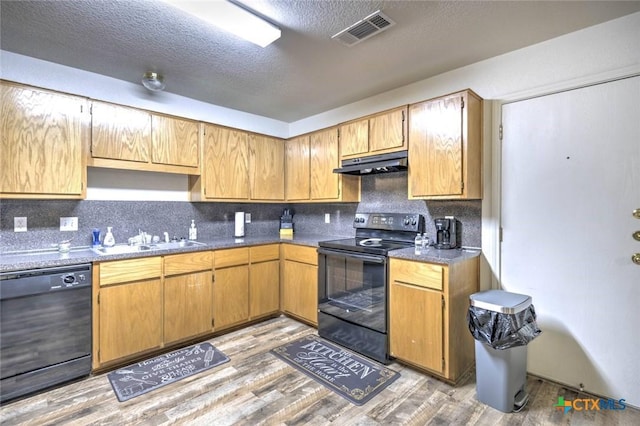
[434,217,457,249]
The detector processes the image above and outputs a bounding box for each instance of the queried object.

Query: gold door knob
[633,254,640,265]
[634,231,640,242]
[634,208,640,219]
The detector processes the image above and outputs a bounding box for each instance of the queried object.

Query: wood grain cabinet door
[249,134,284,201]
[213,265,249,330]
[151,114,199,168]
[249,260,280,319]
[1,82,87,197]
[202,124,249,200]
[90,101,151,163]
[310,128,340,200]
[389,280,444,374]
[285,135,310,201]
[282,260,318,325]
[98,279,163,364]
[339,119,369,157]
[369,107,406,153]
[164,271,213,344]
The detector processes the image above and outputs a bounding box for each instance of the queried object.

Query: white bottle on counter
[103,227,116,247]
[414,233,422,254]
[189,220,197,240]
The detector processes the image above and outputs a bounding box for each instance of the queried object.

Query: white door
[501,76,640,406]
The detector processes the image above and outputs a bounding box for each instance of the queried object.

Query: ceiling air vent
[332,10,396,47]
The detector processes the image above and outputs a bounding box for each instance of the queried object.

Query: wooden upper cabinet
[91,101,151,163]
[151,114,200,168]
[89,101,200,175]
[339,106,407,160]
[408,90,482,200]
[249,134,284,201]
[285,135,310,201]
[201,124,250,200]
[310,128,340,200]
[369,107,406,153]
[339,119,368,157]
[1,81,88,199]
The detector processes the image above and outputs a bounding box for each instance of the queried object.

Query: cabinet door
[249,260,280,319]
[1,82,87,197]
[369,107,406,153]
[249,134,284,201]
[285,135,310,201]
[389,280,443,374]
[339,119,368,157]
[164,270,213,344]
[310,128,340,200]
[282,260,318,325]
[99,279,163,364]
[213,265,249,330]
[202,124,249,200]
[409,94,463,198]
[151,115,199,168]
[91,101,151,163]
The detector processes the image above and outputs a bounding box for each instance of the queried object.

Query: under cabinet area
[408,90,482,200]
[1,81,88,199]
[389,256,479,383]
[339,106,407,159]
[281,244,318,325]
[89,101,201,175]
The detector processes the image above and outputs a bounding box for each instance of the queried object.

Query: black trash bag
[467,304,542,350]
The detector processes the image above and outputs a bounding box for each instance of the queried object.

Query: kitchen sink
[91,241,207,256]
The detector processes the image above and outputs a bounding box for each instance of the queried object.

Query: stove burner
[359,238,382,247]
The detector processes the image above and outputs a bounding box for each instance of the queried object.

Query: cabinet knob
[634,208,640,219]
[633,253,640,265]
[634,231,640,242]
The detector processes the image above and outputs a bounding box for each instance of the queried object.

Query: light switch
[14,217,27,232]
[60,217,78,231]
[325,213,331,224]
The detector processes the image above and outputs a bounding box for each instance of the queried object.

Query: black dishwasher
[0,264,92,402]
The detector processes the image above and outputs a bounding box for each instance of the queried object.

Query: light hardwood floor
[1,316,638,425]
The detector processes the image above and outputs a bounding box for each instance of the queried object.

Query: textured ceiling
[2,1,639,122]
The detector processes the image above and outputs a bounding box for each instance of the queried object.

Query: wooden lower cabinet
[249,245,280,319]
[163,251,214,344]
[94,257,163,367]
[389,256,479,383]
[281,244,318,326]
[213,248,250,331]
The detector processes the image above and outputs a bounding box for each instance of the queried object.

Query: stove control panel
[354,213,423,232]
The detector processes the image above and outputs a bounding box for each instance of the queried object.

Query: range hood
[333,151,408,175]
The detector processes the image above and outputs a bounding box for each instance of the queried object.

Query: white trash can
[468,290,541,413]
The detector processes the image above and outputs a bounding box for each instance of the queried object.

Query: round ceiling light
[141,72,165,91]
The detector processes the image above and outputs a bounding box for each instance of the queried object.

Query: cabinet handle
[632,254,640,265]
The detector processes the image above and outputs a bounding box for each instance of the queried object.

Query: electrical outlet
[245,213,251,223]
[60,217,78,232]
[14,217,27,232]
[325,213,331,224]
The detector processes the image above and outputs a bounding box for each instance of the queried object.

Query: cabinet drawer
[214,247,249,268]
[99,256,162,286]
[390,259,443,291]
[164,251,213,276]
[282,244,317,265]
[250,244,279,263]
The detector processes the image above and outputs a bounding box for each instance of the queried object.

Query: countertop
[0,235,480,273]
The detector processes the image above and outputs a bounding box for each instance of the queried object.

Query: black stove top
[319,213,424,255]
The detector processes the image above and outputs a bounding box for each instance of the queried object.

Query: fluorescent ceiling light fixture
[164,0,281,47]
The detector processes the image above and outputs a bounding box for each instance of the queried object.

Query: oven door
[317,247,387,333]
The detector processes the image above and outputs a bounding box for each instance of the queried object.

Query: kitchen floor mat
[107,342,229,402]
[270,334,400,406]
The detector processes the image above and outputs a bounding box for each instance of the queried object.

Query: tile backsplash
[0,172,480,251]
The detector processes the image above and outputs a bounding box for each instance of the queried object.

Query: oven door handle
[317,248,386,264]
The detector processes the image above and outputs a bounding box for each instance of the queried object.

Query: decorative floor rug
[270,335,400,406]
[107,342,229,402]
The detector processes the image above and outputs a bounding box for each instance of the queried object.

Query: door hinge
[460,97,464,109]
[442,358,446,370]
[499,123,503,141]
[211,319,215,328]
[80,104,84,114]
[442,295,445,309]
[212,274,215,283]
[97,292,100,304]
[461,181,464,192]
[401,110,406,143]
[499,227,504,243]
[337,127,340,141]
[89,104,93,115]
